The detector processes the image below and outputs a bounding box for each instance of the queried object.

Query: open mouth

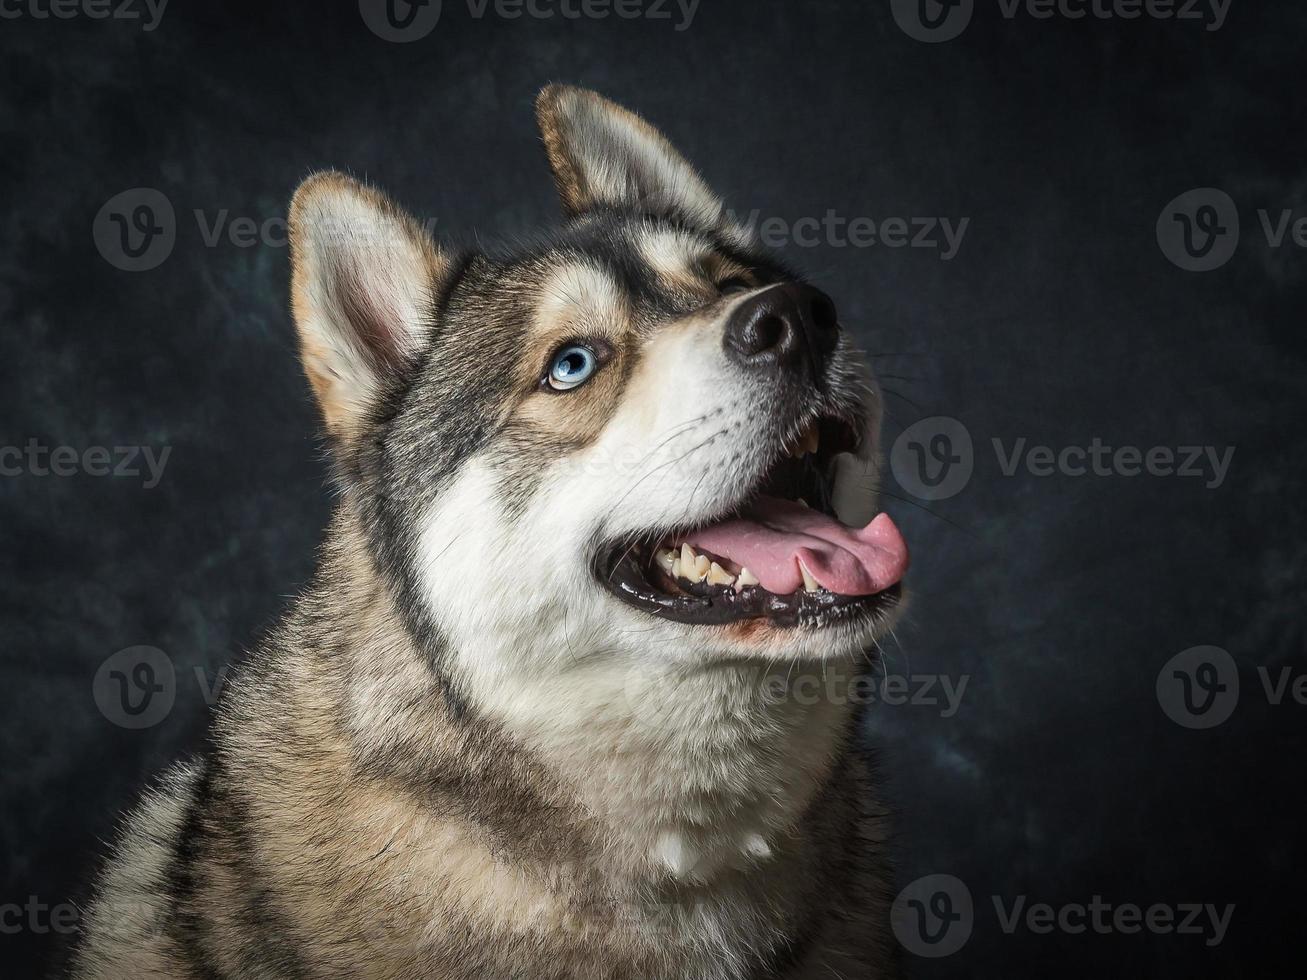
[597,415,908,629]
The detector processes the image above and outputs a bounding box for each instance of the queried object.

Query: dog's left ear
[289,171,448,446]
[536,84,724,226]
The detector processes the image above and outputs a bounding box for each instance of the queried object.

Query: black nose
[722,283,839,375]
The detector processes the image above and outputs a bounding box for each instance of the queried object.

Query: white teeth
[679,543,706,583]
[796,497,810,509]
[798,559,821,593]
[655,548,677,576]
[673,545,726,587]
[667,547,749,591]
[707,561,735,587]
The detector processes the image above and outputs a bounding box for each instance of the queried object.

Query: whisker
[866,486,979,537]
[601,427,730,578]
[877,387,923,412]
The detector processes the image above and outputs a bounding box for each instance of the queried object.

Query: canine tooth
[798,560,820,593]
[736,567,760,591]
[802,425,820,456]
[796,497,810,509]
[707,562,735,586]
[680,543,706,583]
[655,548,676,575]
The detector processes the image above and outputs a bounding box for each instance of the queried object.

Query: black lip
[593,410,894,629]
[597,544,902,629]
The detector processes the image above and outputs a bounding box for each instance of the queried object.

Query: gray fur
[69,86,903,980]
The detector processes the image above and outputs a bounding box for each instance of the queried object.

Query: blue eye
[546,344,599,391]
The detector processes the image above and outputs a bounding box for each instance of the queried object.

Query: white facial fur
[413,270,893,752]
[413,279,894,702]
[410,297,892,880]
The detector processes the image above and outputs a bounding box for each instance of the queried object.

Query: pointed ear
[535,85,725,225]
[289,172,446,444]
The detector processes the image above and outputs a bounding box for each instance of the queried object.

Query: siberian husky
[70,85,909,979]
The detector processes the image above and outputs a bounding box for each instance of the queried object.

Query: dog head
[288,86,908,706]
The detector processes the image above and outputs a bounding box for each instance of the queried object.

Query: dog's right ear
[535,84,724,226]
[289,172,447,446]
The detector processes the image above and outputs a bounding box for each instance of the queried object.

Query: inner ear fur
[535,84,725,226]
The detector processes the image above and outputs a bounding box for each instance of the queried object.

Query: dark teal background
[2,0,1303,976]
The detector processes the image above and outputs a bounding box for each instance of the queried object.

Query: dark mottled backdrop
[2,0,1303,976]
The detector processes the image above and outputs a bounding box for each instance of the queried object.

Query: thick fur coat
[70,86,904,980]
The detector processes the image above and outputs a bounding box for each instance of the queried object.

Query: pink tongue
[683,497,909,596]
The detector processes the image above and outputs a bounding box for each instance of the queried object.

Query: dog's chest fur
[70,513,895,980]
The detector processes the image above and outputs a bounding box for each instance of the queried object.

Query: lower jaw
[598,546,902,630]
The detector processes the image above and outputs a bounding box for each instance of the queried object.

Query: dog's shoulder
[67,759,205,979]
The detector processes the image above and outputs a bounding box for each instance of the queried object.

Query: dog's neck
[477,655,857,881]
[322,507,858,885]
